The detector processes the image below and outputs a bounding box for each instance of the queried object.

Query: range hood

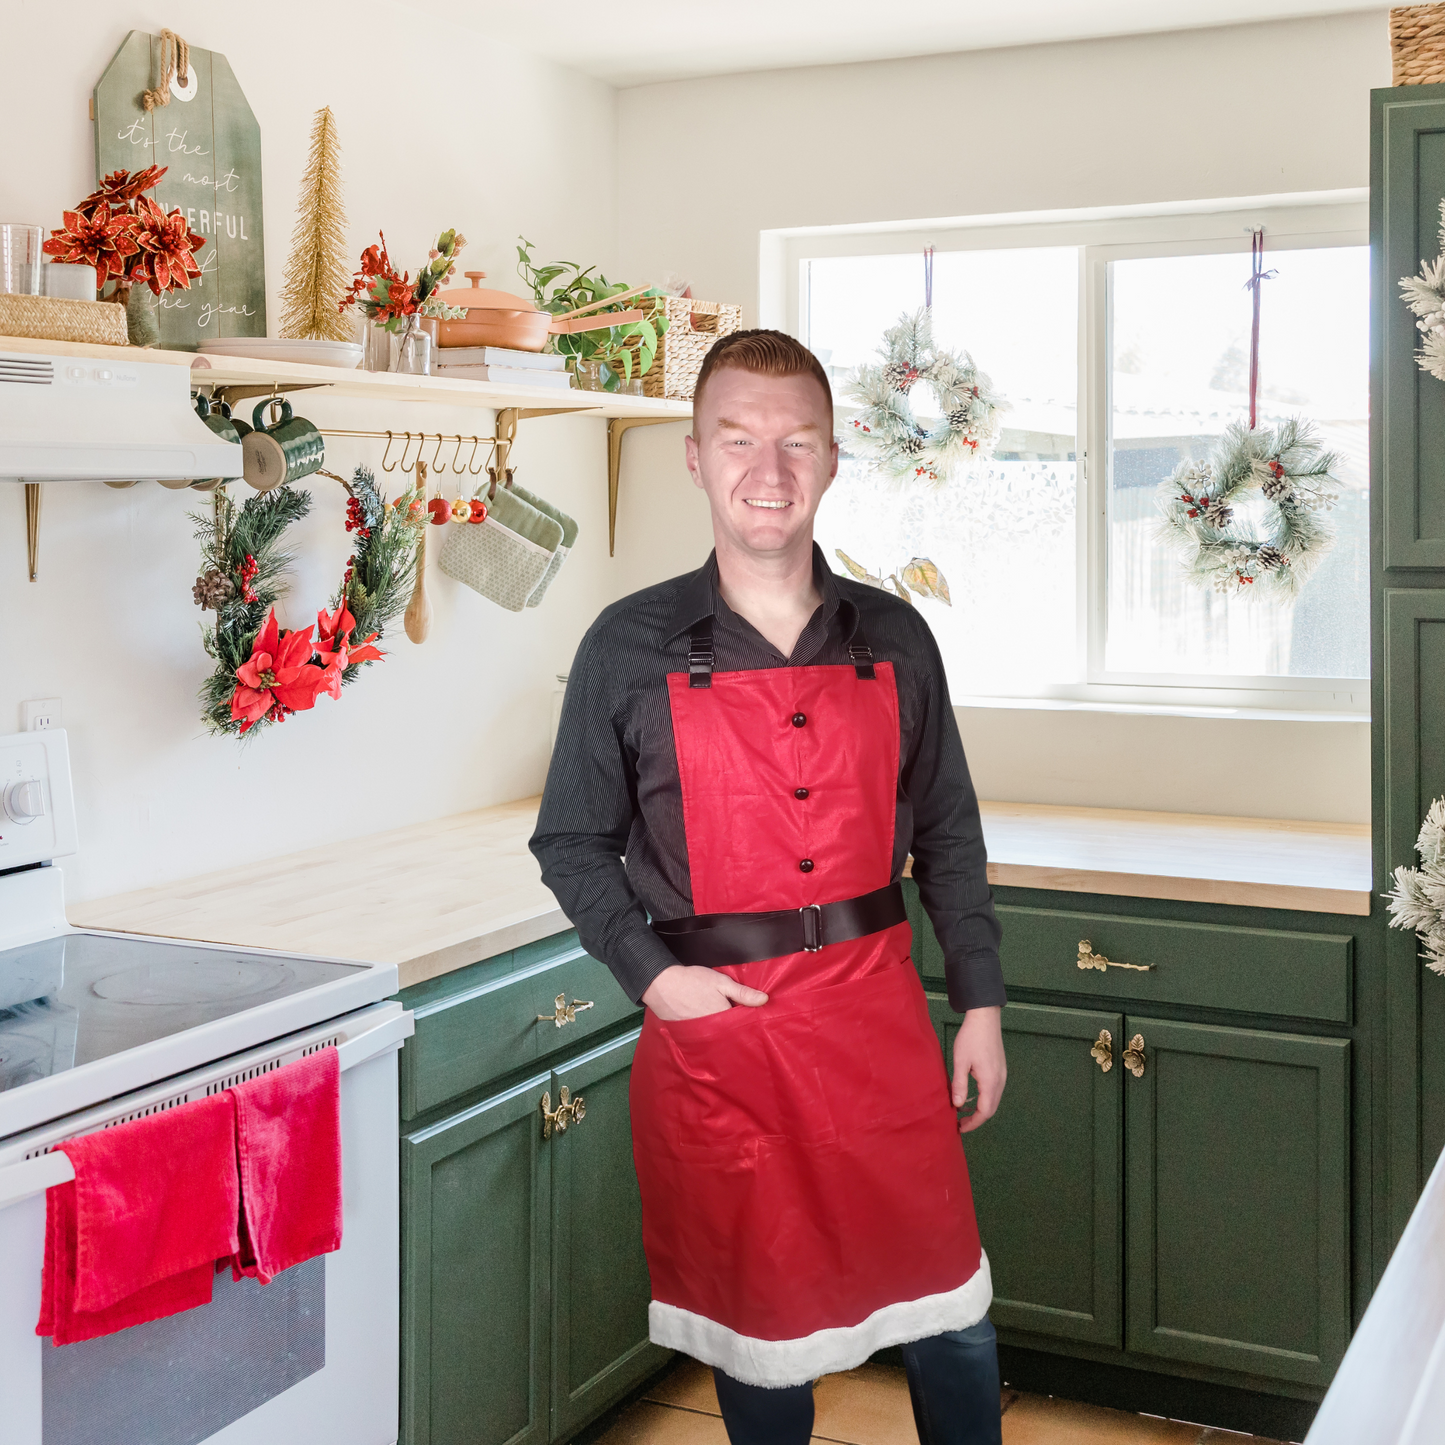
[0,349,243,484]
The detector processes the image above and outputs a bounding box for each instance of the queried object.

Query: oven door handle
[0,1003,414,1210]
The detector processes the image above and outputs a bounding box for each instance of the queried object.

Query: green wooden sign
[93,31,266,350]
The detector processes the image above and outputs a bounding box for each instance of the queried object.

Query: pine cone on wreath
[946,406,973,431]
[1203,499,1234,530]
[882,360,920,393]
[897,434,925,457]
[1259,473,1294,504]
[1255,544,1290,570]
[192,567,235,610]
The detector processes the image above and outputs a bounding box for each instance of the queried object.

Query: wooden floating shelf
[1,335,693,558]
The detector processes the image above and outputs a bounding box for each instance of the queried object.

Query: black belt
[652,882,906,967]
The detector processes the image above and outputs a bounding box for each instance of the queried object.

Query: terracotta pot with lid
[436,271,651,351]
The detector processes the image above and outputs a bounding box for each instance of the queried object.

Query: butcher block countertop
[68,797,1374,988]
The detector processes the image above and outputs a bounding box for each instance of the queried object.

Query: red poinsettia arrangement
[42,165,205,305]
[229,603,385,733]
[340,231,417,331]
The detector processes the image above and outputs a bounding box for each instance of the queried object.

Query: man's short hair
[692,328,833,431]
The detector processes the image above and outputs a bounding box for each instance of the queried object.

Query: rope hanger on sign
[142,28,191,110]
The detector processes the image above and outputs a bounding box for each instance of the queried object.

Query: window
[789,198,1370,713]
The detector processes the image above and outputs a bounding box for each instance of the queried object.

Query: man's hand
[641,964,769,1021]
[952,1005,1006,1134]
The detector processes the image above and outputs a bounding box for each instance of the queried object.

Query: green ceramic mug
[243,397,324,491]
[189,394,243,492]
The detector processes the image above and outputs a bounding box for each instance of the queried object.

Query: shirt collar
[665,543,850,643]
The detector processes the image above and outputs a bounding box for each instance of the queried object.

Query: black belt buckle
[800,903,823,952]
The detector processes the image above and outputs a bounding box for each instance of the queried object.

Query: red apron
[629,658,990,1388]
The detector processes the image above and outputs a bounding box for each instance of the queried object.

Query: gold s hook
[451,434,466,472]
[398,432,421,473]
[381,430,399,472]
[467,436,486,475]
[431,433,448,473]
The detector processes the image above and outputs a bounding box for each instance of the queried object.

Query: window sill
[953,694,1369,724]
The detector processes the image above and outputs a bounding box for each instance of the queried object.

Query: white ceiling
[448,1,1380,86]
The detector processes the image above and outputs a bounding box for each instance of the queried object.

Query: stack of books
[435,346,573,389]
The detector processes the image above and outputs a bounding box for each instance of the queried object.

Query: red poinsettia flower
[314,602,384,697]
[42,207,138,279]
[229,611,329,734]
[76,165,168,216]
[128,194,206,295]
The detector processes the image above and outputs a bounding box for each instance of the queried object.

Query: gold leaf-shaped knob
[1090,1029,1113,1073]
[536,993,596,1027]
[1123,1034,1146,1078]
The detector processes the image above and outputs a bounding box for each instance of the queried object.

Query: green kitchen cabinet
[402,1074,553,1445]
[931,999,1123,1348]
[1122,1017,1350,1388]
[397,934,662,1445]
[549,1034,670,1438]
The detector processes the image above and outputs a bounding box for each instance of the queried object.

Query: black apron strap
[688,616,714,689]
[848,614,876,680]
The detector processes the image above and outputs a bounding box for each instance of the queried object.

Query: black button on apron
[791,712,807,727]
[794,787,809,800]
[799,858,814,872]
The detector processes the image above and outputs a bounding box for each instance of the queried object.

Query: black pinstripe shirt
[529,546,1006,1012]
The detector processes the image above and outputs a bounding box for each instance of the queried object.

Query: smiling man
[530,330,1006,1445]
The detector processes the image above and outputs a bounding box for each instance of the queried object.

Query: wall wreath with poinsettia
[191,467,425,738]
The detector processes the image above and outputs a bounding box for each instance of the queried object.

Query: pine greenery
[1399,199,1445,386]
[278,106,353,342]
[1385,797,1445,976]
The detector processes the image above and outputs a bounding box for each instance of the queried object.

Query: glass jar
[363,321,391,372]
[0,224,43,295]
[391,315,432,375]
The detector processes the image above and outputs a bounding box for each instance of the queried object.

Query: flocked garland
[191,466,424,738]
[1400,198,1445,384]
[841,309,1006,486]
[1385,797,1445,977]
[1154,418,1342,599]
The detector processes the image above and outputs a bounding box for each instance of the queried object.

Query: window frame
[775,191,1370,717]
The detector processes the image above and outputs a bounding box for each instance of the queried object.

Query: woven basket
[0,293,127,347]
[1392,4,1445,85]
[633,296,742,401]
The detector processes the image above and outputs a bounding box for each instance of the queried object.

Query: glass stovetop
[0,932,366,1094]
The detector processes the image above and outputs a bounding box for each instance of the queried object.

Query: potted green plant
[516,237,670,392]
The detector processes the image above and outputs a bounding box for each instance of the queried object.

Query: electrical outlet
[22,698,61,732]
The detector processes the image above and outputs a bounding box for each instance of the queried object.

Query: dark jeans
[711,1318,1001,1445]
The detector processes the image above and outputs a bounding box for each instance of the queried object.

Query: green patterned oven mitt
[508,482,578,608]
[439,484,564,611]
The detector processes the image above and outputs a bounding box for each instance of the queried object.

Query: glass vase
[391,314,432,376]
[363,321,391,372]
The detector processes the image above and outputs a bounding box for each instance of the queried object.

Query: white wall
[0,0,710,903]
[616,11,1389,824]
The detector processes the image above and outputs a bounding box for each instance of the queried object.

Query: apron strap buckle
[688,616,714,689]
[800,903,824,952]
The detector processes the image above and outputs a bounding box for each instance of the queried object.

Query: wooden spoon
[404,458,432,644]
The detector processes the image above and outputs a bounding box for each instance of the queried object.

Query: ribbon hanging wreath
[841,305,1007,487]
[1155,229,1341,598]
[191,466,425,738]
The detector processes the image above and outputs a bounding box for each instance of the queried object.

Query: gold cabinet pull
[1090,1029,1113,1073]
[539,1085,587,1139]
[1122,1034,1146,1078]
[1078,941,1154,973]
[537,993,595,1027]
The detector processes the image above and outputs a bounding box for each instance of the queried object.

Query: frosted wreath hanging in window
[841,308,1006,487]
[1155,230,1341,598]
[1384,797,1445,977]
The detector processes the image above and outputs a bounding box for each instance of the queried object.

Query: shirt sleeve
[529,620,679,1005]
[899,614,1007,1014]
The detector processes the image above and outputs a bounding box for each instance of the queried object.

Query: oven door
[0,1000,411,1445]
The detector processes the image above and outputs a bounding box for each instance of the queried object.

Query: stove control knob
[3,779,44,824]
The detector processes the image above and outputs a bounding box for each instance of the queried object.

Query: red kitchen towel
[229,1047,342,1284]
[37,1092,239,1345]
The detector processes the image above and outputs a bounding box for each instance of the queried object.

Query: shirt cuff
[945,950,1008,1014]
[606,924,681,1005]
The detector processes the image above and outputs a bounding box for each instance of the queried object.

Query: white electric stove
[0,730,412,1445]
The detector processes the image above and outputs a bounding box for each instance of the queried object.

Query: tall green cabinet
[1373,82,1445,1248]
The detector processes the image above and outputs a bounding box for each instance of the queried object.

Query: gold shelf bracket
[607,416,687,557]
[24,482,41,582]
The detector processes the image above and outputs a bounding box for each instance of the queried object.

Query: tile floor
[594,1359,1291,1445]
